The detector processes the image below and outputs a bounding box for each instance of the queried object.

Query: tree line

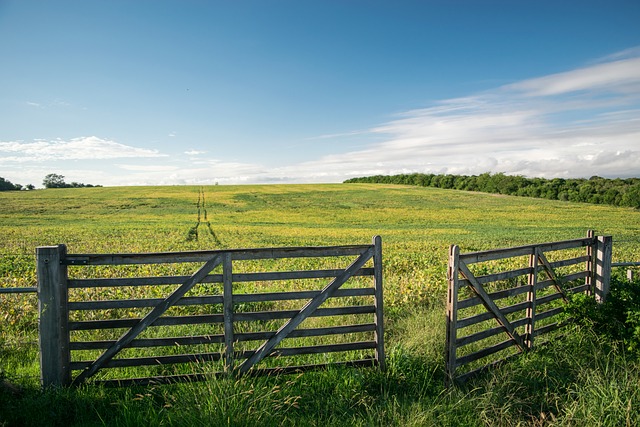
[0,174,100,191]
[344,172,640,208]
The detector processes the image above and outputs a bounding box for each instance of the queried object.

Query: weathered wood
[534,306,564,322]
[68,296,225,311]
[586,230,595,295]
[532,321,566,337]
[548,255,591,269]
[235,305,375,321]
[236,323,377,341]
[458,267,533,288]
[69,314,225,330]
[94,359,377,388]
[269,341,377,357]
[223,254,234,373]
[448,233,607,384]
[0,287,38,294]
[238,247,374,374]
[68,268,375,289]
[37,245,71,387]
[536,250,568,302]
[71,351,224,370]
[455,338,516,367]
[373,235,385,370]
[457,301,529,329]
[458,284,530,309]
[69,306,375,331]
[64,244,373,266]
[535,292,564,306]
[525,252,538,349]
[70,335,226,350]
[445,245,460,385]
[71,254,224,386]
[456,317,528,347]
[68,288,375,311]
[234,287,374,303]
[459,237,594,264]
[70,324,377,351]
[458,262,527,352]
[595,236,613,303]
[46,240,383,386]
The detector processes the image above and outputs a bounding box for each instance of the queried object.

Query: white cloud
[4,48,639,186]
[286,48,640,181]
[0,136,167,163]
[506,57,640,97]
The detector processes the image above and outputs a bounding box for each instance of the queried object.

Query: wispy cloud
[284,48,640,181]
[4,48,639,186]
[0,136,167,163]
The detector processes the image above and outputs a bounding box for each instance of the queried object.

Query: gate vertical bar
[595,236,613,303]
[37,245,71,388]
[585,230,595,296]
[525,250,538,350]
[373,235,385,370]
[445,245,460,386]
[223,253,234,373]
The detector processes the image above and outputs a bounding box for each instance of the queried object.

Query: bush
[565,273,640,355]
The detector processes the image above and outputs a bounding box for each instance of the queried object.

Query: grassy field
[1,183,639,426]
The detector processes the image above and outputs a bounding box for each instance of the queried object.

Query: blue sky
[1,0,639,187]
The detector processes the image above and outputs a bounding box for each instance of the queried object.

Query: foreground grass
[2,317,638,426]
[2,184,640,425]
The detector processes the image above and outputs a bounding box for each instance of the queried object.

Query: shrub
[565,273,640,356]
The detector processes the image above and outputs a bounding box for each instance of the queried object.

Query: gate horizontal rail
[36,237,384,388]
[445,230,612,385]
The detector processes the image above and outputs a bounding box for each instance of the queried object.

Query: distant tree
[344,172,640,208]
[43,173,67,188]
[42,173,100,189]
[0,177,23,191]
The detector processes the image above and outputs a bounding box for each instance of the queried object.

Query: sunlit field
[1,183,639,426]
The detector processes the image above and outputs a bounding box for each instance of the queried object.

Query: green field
[1,184,639,426]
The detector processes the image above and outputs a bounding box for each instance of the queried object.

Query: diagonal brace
[458,261,527,352]
[536,250,568,302]
[72,254,224,386]
[239,247,374,374]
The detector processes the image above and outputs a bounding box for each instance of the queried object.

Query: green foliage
[565,274,640,355]
[0,177,27,192]
[42,173,100,189]
[345,172,640,208]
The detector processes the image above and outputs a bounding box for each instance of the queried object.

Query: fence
[36,236,384,387]
[445,231,612,384]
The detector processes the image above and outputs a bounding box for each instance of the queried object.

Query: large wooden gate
[37,237,384,387]
[445,231,612,384]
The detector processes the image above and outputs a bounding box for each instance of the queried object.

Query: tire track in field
[187,187,221,245]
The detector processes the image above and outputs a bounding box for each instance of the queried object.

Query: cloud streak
[0,136,166,163]
[286,49,640,181]
[3,48,639,186]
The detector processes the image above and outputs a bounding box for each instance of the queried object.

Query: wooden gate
[37,237,384,387]
[445,231,612,384]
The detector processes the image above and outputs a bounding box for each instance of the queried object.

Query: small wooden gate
[445,231,612,384]
[37,237,384,387]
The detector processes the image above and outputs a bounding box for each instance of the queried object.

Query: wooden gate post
[223,253,235,374]
[445,245,459,386]
[373,235,385,370]
[585,230,595,296]
[594,236,613,303]
[36,245,71,387]
[524,251,538,350]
